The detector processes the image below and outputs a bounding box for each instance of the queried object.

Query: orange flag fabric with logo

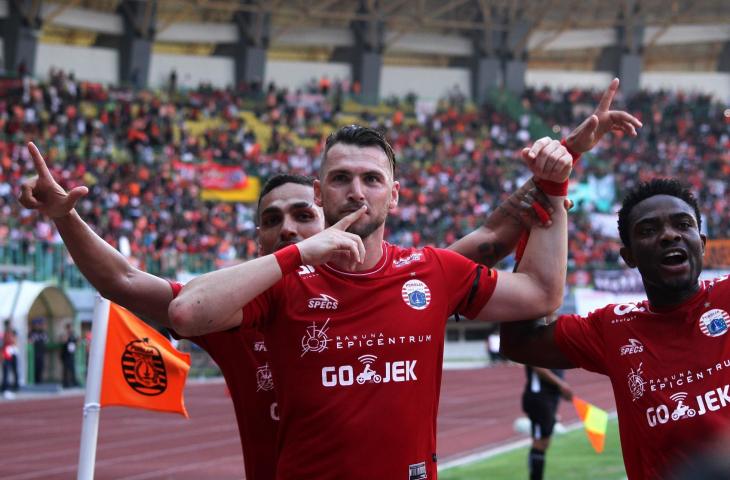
[100,303,191,417]
[573,396,608,453]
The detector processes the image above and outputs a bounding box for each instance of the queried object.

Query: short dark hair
[323,125,396,176]
[256,174,314,224]
[617,178,702,247]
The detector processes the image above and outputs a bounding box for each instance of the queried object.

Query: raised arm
[474,138,571,323]
[448,179,553,267]
[18,143,175,325]
[168,207,367,336]
[499,79,641,364]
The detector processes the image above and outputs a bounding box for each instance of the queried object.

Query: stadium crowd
[1,70,728,282]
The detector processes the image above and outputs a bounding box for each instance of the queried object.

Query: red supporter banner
[172,160,198,183]
[199,163,248,190]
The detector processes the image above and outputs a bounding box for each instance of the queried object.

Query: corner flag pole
[77,295,111,480]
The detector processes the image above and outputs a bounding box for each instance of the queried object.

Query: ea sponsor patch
[401,279,431,310]
[699,309,730,338]
[408,461,427,480]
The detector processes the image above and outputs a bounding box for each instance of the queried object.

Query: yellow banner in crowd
[201,176,261,202]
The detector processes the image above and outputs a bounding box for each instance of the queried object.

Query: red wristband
[560,138,581,165]
[531,201,551,224]
[534,177,569,196]
[515,231,529,263]
[274,244,302,275]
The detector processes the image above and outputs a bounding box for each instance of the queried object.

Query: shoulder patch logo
[401,279,431,310]
[699,309,730,338]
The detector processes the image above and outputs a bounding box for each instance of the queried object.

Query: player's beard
[325,202,387,240]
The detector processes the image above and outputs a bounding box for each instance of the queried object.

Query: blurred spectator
[29,318,48,383]
[60,322,78,388]
[2,319,19,394]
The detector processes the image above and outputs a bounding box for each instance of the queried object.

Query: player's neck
[645,281,702,311]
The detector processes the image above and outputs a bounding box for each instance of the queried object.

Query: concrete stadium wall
[641,72,730,102]
[149,53,235,89]
[265,60,350,91]
[527,69,730,102]
[27,43,730,103]
[35,43,118,84]
[381,65,470,100]
[526,70,614,90]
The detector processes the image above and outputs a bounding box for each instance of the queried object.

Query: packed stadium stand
[0,0,728,412]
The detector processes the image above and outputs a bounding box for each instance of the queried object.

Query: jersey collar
[323,241,390,277]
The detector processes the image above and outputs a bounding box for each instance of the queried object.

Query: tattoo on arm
[477,241,506,266]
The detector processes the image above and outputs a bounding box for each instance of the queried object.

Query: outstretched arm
[500,320,575,369]
[18,143,175,325]
[448,179,552,267]
[169,207,367,336]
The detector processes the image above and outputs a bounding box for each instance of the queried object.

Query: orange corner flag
[573,396,608,453]
[100,303,191,417]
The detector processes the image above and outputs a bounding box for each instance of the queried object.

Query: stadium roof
[10,0,730,71]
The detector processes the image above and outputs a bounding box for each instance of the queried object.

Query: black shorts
[522,392,560,439]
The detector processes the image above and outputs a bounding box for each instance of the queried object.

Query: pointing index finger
[332,205,367,231]
[27,142,53,180]
[597,78,619,113]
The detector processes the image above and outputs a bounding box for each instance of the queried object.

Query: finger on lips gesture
[521,137,573,183]
[297,206,367,269]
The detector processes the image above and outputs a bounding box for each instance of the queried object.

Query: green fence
[0,240,217,288]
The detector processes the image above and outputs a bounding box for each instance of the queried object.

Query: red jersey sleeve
[430,248,499,319]
[553,309,608,375]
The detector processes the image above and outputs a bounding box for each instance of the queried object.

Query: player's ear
[313,179,323,207]
[389,181,400,210]
[620,246,636,268]
[700,233,707,255]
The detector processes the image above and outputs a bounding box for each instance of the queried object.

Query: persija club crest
[121,338,168,396]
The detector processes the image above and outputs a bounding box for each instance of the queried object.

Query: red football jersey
[241,242,498,480]
[555,275,730,479]
[170,282,277,480]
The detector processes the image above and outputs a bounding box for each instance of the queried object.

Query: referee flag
[572,396,608,453]
[100,302,191,417]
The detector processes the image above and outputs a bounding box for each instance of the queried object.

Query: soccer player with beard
[169,124,575,479]
[18,153,553,480]
[501,179,730,479]
[19,79,638,479]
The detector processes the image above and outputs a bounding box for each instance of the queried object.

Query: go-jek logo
[322,354,417,387]
[308,294,339,310]
[646,384,730,427]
